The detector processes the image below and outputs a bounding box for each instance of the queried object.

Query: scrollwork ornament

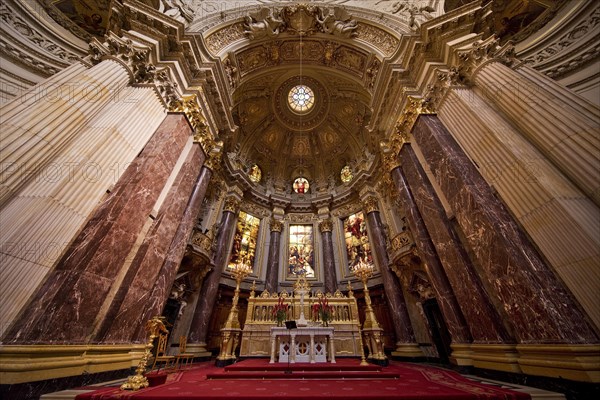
[362,196,379,214]
[319,218,333,233]
[269,219,283,233]
[223,197,241,213]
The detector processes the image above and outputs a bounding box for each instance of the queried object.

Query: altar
[269,326,335,363]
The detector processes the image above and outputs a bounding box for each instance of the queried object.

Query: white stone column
[0,85,165,337]
[473,61,600,206]
[438,87,600,330]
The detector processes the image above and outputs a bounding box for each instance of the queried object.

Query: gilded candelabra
[121,316,168,390]
[216,258,252,366]
[352,259,387,364]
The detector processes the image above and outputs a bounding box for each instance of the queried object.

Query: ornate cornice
[318,218,333,233]
[269,219,283,233]
[362,196,379,214]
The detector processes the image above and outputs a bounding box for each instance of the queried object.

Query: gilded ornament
[362,196,379,214]
[319,218,333,233]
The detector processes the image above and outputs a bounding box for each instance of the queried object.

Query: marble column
[394,145,513,346]
[411,115,598,344]
[319,218,337,294]
[96,148,211,343]
[473,61,600,206]
[265,219,283,293]
[361,195,422,357]
[188,195,241,353]
[2,114,191,344]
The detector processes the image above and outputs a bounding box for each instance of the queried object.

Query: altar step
[207,358,395,380]
[207,370,400,380]
[224,358,381,372]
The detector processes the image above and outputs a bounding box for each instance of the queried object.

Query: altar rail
[239,290,363,358]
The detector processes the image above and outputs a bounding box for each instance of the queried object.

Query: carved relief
[205,22,246,55]
[355,24,399,57]
[316,7,358,38]
[454,35,517,83]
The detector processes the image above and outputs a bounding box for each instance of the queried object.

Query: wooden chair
[175,336,194,369]
[151,332,176,372]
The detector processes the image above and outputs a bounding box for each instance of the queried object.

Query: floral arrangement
[312,297,334,326]
[272,297,289,326]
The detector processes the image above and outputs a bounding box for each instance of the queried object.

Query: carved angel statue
[391,1,435,31]
[317,7,358,38]
[159,0,195,24]
[243,7,284,40]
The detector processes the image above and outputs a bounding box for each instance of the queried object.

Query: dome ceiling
[230,61,374,193]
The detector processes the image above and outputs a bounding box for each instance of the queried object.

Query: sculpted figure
[243,7,284,40]
[317,7,358,38]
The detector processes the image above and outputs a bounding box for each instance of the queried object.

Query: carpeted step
[207,370,400,380]
[225,360,381,372]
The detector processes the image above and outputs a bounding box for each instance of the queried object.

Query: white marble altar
[269,326,336,364]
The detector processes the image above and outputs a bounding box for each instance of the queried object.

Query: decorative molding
[454,35,519,83]
[205,23,246,55]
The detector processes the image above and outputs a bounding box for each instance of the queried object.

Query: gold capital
[270,220,283,232]
[362,196,379,214]
[319,218,333,233]
[223,197,240,213]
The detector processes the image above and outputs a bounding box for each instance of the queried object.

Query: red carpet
[75,359,531,400]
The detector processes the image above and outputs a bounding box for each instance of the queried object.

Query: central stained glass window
[288,85,315,113]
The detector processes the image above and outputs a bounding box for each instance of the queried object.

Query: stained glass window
[340,165,353,183]
[249,164,261,183]
[228,211,261,270]
[288,85,315,113]
[293,177,309,193]
[288,225,315,278]
[343,212,373,271]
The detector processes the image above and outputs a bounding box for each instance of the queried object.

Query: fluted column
[473,61,600,206]
[2,114,191,344]
[360,194,422,358]
[319,218,336,294]
[265,219,283,293]
[438,87,600,330]
[411,115,598,344]
[188,194,241,354]
[0,59,130,207]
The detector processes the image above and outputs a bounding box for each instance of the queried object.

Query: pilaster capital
[389,96,434,156]
[269,219,283,233]
[453,35,518,83]
[88,32,180,107]
[319,218,333,233]
[362,196,380,214]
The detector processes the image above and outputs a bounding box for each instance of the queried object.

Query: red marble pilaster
[188,204,239,346]
[411,115,598,343]
[3,114,191,344]
[265,224,282,293]
[97,145,207,343]
[364,210,417,345]
[395,145,513,344]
